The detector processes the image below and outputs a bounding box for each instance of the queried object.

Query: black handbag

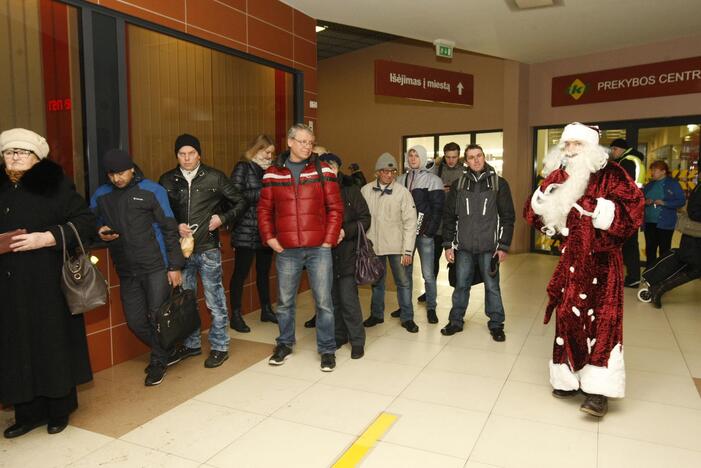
[155,286,200,350]
[59,222,108,315]
[355,222,385,285]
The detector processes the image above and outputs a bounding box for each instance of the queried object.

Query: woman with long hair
[228,135,277,332]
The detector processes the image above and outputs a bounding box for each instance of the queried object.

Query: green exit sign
[437,44,453,58]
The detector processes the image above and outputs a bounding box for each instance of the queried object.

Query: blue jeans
[448,250,505,330]
[183,248,230,352]
[413,235,437,309]
[276,247,335,354]
[371,254,414,322]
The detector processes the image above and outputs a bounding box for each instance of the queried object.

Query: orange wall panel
[248,17,293,60]
[187,0,246,44]
[87,330,112,373]
[248,0,293,31]
[99,0,186,32]
[293,10,315,43]
[294,35,316,69]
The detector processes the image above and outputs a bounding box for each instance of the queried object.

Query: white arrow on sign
[457,82,464,95]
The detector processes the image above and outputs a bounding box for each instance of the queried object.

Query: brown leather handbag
[59,222,108,315]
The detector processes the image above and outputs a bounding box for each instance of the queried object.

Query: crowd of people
[1,121,697,439]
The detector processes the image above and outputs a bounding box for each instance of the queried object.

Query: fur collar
[0,159,65,196]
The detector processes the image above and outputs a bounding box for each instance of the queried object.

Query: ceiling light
[686,124,699,133]
[315,25,327,33]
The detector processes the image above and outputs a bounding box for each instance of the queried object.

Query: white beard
[532,145,608,236]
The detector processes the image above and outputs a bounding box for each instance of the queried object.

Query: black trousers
[229,247,273,309]
[332,275,366,347]
[622,232,641,282]
[14,387,77,424]
[644,223,674,268]
[120,270,171,365]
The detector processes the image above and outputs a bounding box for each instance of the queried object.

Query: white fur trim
[579,343,625,398]
[549,360,580,391]
[560,122,599,147]
[592,197,615,231]
[530,187,546,215]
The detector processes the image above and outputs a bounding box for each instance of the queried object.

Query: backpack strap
[314,157,325,187]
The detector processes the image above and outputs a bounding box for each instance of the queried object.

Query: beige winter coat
[361,179,417,256]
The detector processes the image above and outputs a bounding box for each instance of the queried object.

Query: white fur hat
[560,122,599,147]
[0,128,50,159]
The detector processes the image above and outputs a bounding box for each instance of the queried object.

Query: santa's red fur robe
[524,162,643,397]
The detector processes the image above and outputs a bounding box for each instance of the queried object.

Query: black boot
[230,308,250,332]
[651,270,693,309]
[261,304,278,323]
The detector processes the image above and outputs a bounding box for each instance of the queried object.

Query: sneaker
[417,293,426,303]
[351,346,364,359]
[440,323,463,336]
[204,350,229,368]
[401,320,419,333]
[144,362,166,386]
[552,389,579,399]
[268,344,292,366]
[580,394,608,417]
[390,309,401,318]
[363,316,384,327]
[320,353,336,372]
[167,346,201,367]
[427,309,438,324]
[490,328,506,342]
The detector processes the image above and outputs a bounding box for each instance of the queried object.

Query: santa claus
[524,122,644,417]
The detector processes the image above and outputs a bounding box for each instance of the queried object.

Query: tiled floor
[1,253,700,467]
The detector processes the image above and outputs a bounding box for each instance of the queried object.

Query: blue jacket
[643,176,686,230]
[396,168,445,236]
[90,171,185,277]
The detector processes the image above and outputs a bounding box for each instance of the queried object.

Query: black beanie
[174,134,201,156]
[103,149,134,173]
[610,138,629,150]
[319,153,343,168]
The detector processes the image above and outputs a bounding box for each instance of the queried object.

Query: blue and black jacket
[90,169,185,277]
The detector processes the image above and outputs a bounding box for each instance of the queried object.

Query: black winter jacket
[0,159,94,404]
[442,164,515,253]
[332,173,371,278]
[159,164,247,254]
[91,170,185,277]
[229,160,266,249]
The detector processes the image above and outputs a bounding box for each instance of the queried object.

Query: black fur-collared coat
[0,159,94,405]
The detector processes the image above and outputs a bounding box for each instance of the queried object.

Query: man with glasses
[159,134,247,369]
[361,153,419,332]
[258,124,344,372]
[441,144,515,342]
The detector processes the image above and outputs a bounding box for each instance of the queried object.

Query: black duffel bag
[155,286,200,350]
[355,221,385,285]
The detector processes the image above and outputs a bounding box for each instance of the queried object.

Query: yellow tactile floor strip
[333,412,399,467]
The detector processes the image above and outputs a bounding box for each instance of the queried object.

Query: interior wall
[529,33,701,127]
[317,39,506,177]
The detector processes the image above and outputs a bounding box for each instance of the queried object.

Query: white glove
[592,198,615,231]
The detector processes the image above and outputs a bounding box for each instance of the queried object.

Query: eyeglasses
[378,169,397,174]
[291,138,314,147]
[2,149,33,158]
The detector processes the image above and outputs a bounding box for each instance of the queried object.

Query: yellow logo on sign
[567,78,587,100]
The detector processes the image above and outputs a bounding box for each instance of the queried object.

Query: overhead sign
[375,59,473,106]
[552,56,701,106]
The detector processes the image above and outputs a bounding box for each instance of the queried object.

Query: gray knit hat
[375,152,398,171]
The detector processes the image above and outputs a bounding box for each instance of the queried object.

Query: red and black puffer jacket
[257,153,344,248]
